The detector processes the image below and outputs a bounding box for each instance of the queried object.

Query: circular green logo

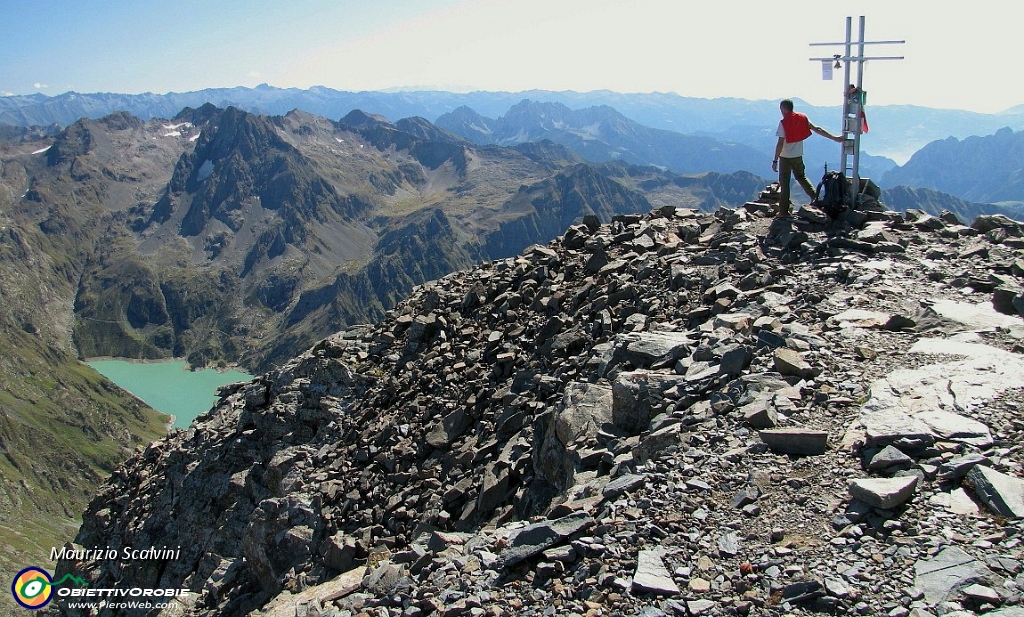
[11,567,53,610]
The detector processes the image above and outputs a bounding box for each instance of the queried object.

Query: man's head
[780,99,795,114]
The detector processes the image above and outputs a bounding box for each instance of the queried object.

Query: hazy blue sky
[2,0,1018,113]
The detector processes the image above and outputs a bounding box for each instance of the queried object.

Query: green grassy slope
[0,132,170,612]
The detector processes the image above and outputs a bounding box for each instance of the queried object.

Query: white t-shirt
[776,121,804,158]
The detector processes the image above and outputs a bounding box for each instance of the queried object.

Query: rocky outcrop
[58,199,1024,616]
[881,185,1024,224]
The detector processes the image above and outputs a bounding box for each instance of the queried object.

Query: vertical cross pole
[852,15,867,201]
[840,17,853,185]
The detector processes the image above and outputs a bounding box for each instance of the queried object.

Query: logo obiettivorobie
[11,567,86,610]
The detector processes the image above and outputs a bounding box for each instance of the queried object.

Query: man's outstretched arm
[810,122,843,143]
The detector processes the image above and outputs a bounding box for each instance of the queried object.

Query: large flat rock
[260,567,364,617]
[829,308,892,328]
[849,476,919,509]
[631,549,680,595]
[858,337,1024,450]
[858,409,935,450]
[929,299,1023,331]
[759,429,828,456]
[914,546,995,605]
[773,348,816,378]
[915,409,992,448]
[967,465,1024,518]
[620,331,693,366]
[499,511,595,568]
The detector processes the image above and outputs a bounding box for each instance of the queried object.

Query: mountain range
[29,105,752,372]
[882,127,1024,205]
[5,85,1024,166]
[433,100,767,175]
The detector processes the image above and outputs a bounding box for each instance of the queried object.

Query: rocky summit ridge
[57,196,1024,617]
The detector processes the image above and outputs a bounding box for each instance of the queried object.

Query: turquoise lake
[87,360,252,429]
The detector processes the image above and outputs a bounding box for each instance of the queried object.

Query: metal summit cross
[810,16,904,206]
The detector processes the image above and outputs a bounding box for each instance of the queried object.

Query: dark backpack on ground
[815,170,847,219]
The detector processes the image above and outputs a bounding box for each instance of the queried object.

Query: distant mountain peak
[338,109,393,129]
[436,100,764,175]
[394,116,467,145]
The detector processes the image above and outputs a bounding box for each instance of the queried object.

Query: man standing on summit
[772,99,843,217]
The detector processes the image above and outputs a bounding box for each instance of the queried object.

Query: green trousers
[778,156,817,213]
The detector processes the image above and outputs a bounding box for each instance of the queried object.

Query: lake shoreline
[86,358,253,430]
[83,356,252,374]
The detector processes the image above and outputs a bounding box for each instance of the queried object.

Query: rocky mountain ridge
[57,195,1024,616]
